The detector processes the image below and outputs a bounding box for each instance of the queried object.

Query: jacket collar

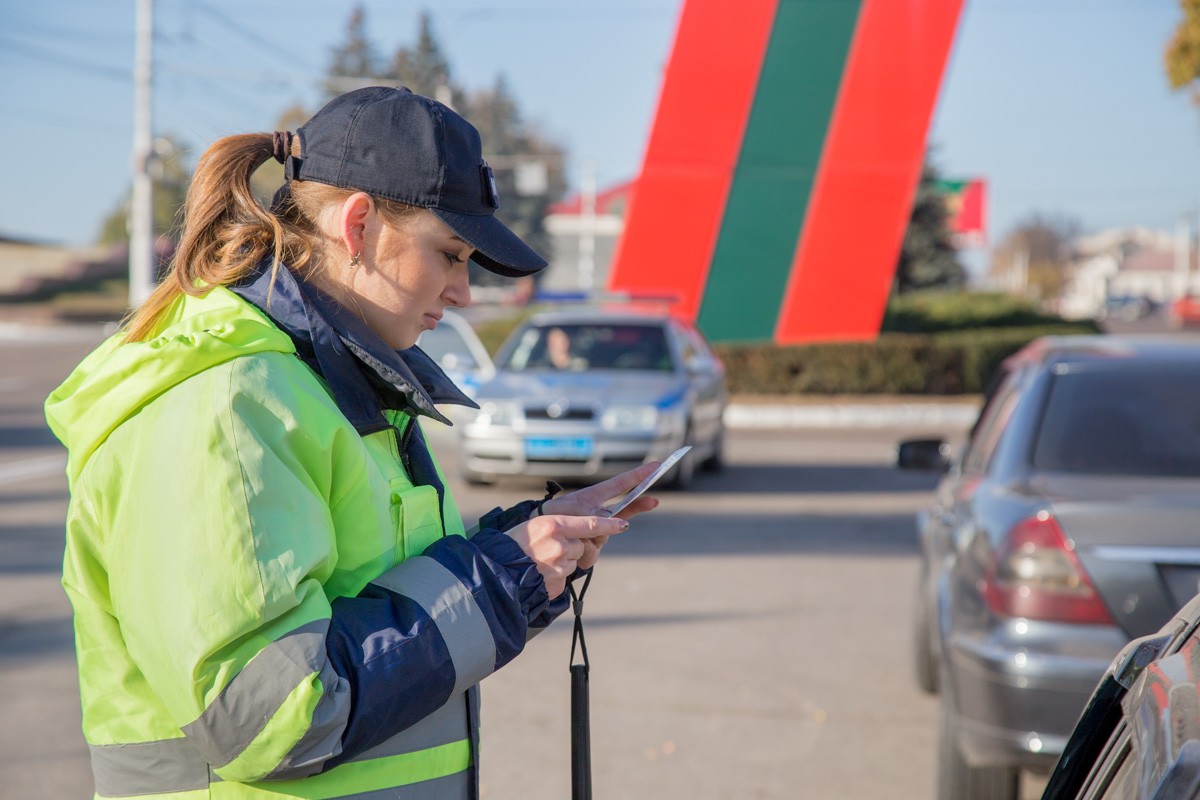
[231,260,477,435]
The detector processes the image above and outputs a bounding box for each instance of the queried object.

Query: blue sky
[2,0,1198,266]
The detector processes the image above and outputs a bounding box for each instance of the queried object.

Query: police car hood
[479,369,686,410]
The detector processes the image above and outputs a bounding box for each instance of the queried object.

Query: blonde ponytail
[123,132,421,342]
[123,133,313,341]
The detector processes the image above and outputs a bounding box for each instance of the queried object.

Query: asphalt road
[0,323,1045,799]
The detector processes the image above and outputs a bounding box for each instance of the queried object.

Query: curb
[724,401,979,429]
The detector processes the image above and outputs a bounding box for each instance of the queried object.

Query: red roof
[548,179,636,216]
[1123,248,1198,273]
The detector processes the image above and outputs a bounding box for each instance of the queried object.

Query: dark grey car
[899,336,1200,799]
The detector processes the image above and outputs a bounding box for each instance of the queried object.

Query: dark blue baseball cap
[286,86,546,277]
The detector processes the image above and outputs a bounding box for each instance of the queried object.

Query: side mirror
[897,438,950,472]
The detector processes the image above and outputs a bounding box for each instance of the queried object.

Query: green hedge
[473,308,540,356]
[468,293,1102,396]
[880,290,1070,333]
[713,324,1100,395]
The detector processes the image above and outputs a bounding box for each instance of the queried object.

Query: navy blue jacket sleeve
[478,499,538,532]
[320,526,558,768]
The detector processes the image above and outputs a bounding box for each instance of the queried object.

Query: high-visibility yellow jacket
[46,266,559,799]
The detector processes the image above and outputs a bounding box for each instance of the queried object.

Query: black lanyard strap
[569,572,592,800]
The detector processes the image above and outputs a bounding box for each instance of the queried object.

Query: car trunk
[1029,473,1200,638]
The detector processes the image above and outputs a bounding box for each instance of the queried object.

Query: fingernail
[616,519,629,531]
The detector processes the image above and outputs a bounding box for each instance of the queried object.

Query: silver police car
[457,308,727,487]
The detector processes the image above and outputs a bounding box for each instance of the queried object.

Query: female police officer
[46,86,659,798]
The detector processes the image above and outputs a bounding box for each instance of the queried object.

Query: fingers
[576,461,661,505]
[505,515,627,599]
[613,494,659,521]
[557,514,629,539]
[538,534,591,599]
[578,534,608,571]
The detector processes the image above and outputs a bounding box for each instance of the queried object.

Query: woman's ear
[339,192,374,257]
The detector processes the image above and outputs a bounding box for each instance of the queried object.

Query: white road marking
[0,454,67,485]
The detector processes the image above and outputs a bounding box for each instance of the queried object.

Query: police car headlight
[600,404,658,432]
[475,400,518,427]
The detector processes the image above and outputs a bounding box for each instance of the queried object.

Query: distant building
[0,235,109,299]
[1057,227,1198,320]
[540,180,632,296]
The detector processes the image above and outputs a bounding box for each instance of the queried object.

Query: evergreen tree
[323,5,385,98]
[386,12,463,108]
[463,75,566,286]
[323,10,567,286]
[894,160,965,293]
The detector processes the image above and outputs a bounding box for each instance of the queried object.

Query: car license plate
[525,437,593,460]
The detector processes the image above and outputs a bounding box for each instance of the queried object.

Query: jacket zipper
[394,415,416,477]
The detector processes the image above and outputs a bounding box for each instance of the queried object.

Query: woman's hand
[540,461,663,524]
[505,462,664,597]
[505,514,629,599]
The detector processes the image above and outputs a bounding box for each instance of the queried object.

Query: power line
[188,1,313,73]
[0,36,129,82]
[5,103,130,135]
[4,21,131,44]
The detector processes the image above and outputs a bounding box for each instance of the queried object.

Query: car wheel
[937,676,1019,800]
[912,571,940,695]
[667,433,696,490]
[700,424,725,473]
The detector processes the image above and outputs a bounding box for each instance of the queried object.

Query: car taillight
[983,511,1114,625]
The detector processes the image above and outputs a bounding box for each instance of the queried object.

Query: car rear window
[1031,364,1200,477]
[503,324,672,372]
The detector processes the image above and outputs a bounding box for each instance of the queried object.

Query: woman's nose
[444,267,471,308]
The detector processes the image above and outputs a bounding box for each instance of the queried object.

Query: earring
[349,251,362,268]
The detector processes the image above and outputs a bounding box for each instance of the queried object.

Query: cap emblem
[481,163,500,208]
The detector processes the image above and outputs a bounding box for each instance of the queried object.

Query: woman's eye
[445,252,465,265]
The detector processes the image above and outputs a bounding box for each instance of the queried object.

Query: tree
[1166,0,1200,103]
[323,5,385,97]
[987,213,1081,302]
[463,76,567,285]
[386,11,463,108]
[97,134,191,245]
[323,9,567,287]
[894,159,965,293]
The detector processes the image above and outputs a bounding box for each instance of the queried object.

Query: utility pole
[578,158,596,294]
[1011,248,1029,296]
[129,0,155,307]
[1175,215,1190,299]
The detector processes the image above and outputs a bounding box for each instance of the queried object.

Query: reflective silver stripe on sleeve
[182,618,334,768]
[370,556,497,695]
[349,690,470,763]
[265,660,352,779]
[90,738,212,797]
